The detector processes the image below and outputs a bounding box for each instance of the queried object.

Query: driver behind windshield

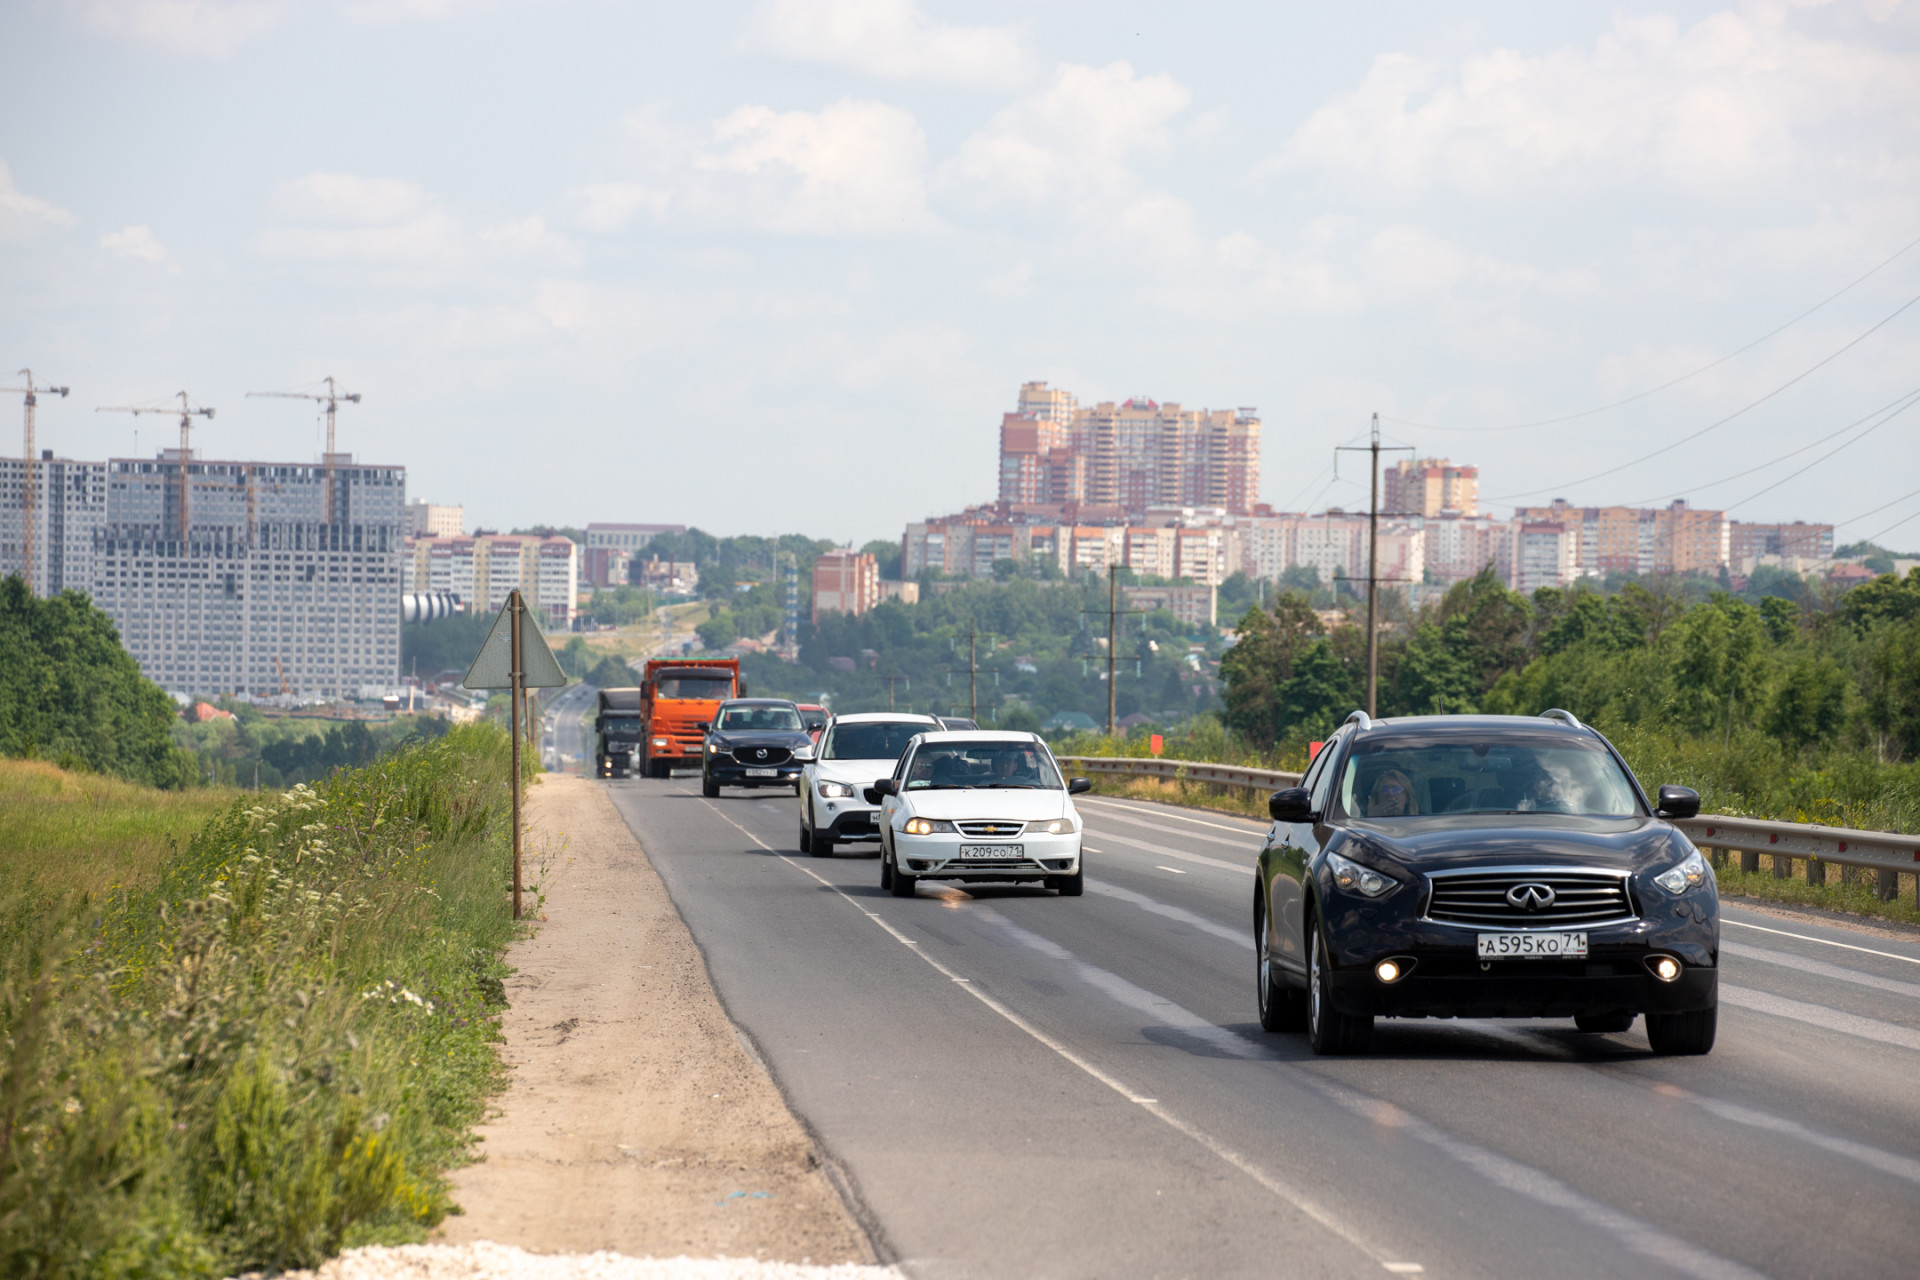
[990,748,1043,786]
[1363,768,1418,818]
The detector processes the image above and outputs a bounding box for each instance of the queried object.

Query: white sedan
[867,731,1091,897]
[798,712,940,857]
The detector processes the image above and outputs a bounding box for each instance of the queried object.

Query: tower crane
[2,370,69,596]
[96,392,215,542]
[247,377,360,524]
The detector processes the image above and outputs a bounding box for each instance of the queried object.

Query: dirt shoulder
[435,774,874,1266]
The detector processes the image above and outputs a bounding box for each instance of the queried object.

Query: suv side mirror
[1068,778,1091,796]
[1269,787,1314,823]
[696,722,711,732]
[865,778,898,805]
[1656,785,1700,820]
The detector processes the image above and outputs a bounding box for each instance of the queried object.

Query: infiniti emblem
[1506,883,1556,911]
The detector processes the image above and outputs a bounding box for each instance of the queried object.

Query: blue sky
[3,0,1918,547]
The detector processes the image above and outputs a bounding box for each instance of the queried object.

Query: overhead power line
[1724,393,1920,514]
[1490,287,1920,502]
[1834,485,1920,530]
[1625,385,1920,506]
[1386,228,1920,433]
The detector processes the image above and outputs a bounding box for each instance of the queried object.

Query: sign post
[462,589,567,919]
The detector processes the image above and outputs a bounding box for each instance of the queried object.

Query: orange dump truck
[639,657,741,777]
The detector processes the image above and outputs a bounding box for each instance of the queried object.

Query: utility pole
[97,392,215,542]
[2,371,69,596]
[1083,567,1146,736]
[946,626,994,721]
[1335,413,1413,718]
[247,377,360,524]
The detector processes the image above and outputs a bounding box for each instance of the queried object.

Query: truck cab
[639,659,740,778]
[595,688,643,778]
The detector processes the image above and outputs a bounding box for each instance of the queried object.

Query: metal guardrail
[1059,755,1919,899]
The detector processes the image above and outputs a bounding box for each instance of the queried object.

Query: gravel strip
[271,1243,899,1280]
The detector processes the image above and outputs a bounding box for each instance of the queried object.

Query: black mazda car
[1255,709,1718,1056]
[700,698,814,797]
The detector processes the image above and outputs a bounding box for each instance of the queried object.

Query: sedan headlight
[1326,850,1396,898]
[903,817,956,836]
[818,780,854,799]
[1038,817,1079,834]
[1653,850,1711,895]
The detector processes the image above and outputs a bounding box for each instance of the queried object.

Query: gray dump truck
[595,687,643,778]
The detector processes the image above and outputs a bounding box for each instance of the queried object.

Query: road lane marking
[1722,940,1920,1000]
[1086,830,1254,875]
[1720,984,1920,1052]
[1155,866,1188,875]
[692,798,1424,1275]
[970,908,1760,1280]
[1626,1077,1920,1187]
[1078,796,1269,835]
[1086,880,1244,947]
[1723,918,1920,966]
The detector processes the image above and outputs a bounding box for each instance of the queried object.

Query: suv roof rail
[1538,708,1584,729]
[1344,709,1372,731]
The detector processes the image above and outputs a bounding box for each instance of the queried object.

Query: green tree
[1759,596,1801,645]
[1219,594,1325,747]
[1391,620,1480,715]
[1276,638,1357,741]
[1666,595,1767,738]
[1435,567,1534,686]
[1765,656,1850,750]
[0,576,197,787]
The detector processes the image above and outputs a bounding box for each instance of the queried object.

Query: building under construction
[2,447,406,699]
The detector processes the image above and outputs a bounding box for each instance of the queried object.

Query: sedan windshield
[1336,738,1641,819]
[905,741,1062,790]
[717,706,803,732]
[824,721,928,761]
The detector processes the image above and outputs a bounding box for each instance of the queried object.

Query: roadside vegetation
[0,725,523,1277]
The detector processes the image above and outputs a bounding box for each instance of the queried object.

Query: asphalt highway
[599,776,1920,1280]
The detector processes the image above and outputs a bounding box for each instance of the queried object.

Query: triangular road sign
[462,596,568,689]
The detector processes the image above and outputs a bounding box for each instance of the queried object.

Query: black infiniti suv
[1255,709,1718,1056]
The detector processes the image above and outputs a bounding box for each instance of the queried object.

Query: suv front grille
[1425,868,1635,928]
[956,820,1027,839]
[734,746,791,766]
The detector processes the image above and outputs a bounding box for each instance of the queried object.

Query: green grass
[0,725,524,1277]
[0,760,244,899]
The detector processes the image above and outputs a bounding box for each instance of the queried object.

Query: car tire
[815,834,836,858]
[1307,919,1373,1055]
[1645,1004,1716,1055]
[1257,897,1307,1033]
[1574,1012,1636,1034]
[879,848,894,890]
[798,823,811,854]
[701,774,719,799]
[889,854,916,897]
[1049,868,1084,896]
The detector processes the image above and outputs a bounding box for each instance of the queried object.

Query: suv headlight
[1326,850,1396,898]
[1653,850,1711,895]
[1038,817,1079,834]
[818,780,854,799]
[903,817,956,836]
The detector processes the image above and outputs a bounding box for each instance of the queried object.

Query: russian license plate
[959,844,1023,859]
[745,767,778,777]
[1478,931,1587,959]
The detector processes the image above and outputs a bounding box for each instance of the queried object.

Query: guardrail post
[1877,869,1898,901]
[1772,853,1791,879]
[1805,857,1824,888]
[1740,850,1759,874]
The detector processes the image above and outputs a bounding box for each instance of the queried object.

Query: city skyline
[2,2,1917,545]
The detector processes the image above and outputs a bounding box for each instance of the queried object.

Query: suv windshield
[717,706,803,732]
[1336,737,1641,819]
[825,721,929,761]
[656,676,733,700]
[905,741,1061,790]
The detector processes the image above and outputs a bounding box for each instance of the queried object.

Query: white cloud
[571,182,670,232]
[272,172,431,225]
[748,0,1032,90]
[81,0,291,58]
[257,171,575,268]
[0,162,75,240]
[100,224,171,264]
[1274,9,1920,196]
[476,215,580,266]
[695,99,934,235]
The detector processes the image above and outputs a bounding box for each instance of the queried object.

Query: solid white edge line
[1724,918,1920,966]
[693,798,1422,1275]
[1078,794,1269,834]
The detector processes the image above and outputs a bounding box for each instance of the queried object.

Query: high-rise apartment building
[811,549,880,622]
[0,451,108,596]
[406,500,464,538]
[90,450,405,698]
[1384,458,1479,517]
[1729,521,1834,569]
[582,522,685,587]
[995,382,1261,518]
[1517,500,1729,577]
[402,533,577,629]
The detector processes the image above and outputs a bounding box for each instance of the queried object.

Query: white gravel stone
[266,1243,899,1280]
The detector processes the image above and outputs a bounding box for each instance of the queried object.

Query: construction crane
[247,376,360,524]
[1,370,69,596]
[96,392,215,542]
